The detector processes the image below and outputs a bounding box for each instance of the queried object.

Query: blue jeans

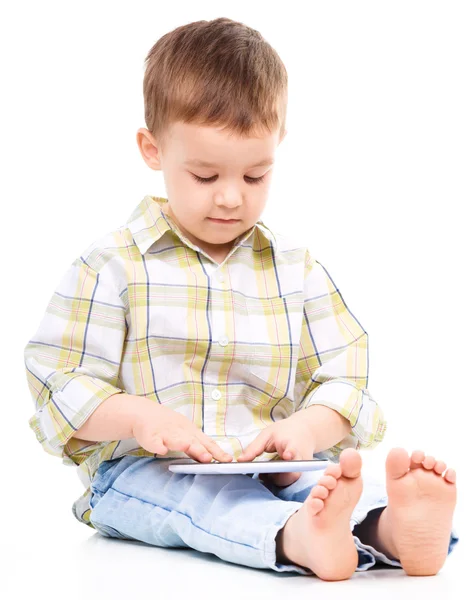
[89,455,459,575]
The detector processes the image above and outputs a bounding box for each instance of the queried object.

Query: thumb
[153,439,168,456]
[280,441,301,460]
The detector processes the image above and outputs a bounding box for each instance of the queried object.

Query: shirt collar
[126,195,278,256]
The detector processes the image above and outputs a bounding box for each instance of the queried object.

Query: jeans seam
[96,484,263,553]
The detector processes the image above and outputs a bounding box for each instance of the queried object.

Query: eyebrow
[184,158,274,168]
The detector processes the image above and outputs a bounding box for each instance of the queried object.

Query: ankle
[276,512,307,568]
[275,529,293,565]
[376,508,399,559]
[354,507,399,561]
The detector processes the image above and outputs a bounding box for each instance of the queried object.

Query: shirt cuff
[28,374,125,466]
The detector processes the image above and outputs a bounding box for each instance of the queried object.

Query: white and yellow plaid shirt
[24,195,386,528]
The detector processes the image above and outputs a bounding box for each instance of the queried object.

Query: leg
[352,506,397,559]
[88,455,311,575]
[352,449,459,576]
[273,449,364,581]
[265,448,459,577]
[263,451,397,576]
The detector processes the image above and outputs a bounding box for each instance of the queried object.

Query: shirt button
[216,272,225,282]
[218,335,229,347]
[211,389,222,401]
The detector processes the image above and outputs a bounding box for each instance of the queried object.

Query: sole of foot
[380,448,457,576]
[279,448,363,581]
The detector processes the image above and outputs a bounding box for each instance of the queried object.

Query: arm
[293,250,387,458]
[24,256,128,466]
[73,393,157,442]
[293,404,352,454]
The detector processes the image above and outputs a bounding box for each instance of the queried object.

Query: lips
[208,218,239,223]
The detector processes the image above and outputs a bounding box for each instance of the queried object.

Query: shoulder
[67,225,133,298]
[259,222,337,294]
[76,224,132,273]
[258,220,315,265]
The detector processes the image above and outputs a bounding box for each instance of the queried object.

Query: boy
[23,17,458,581]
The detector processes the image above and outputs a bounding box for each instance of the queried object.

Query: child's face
[137,120,285,259]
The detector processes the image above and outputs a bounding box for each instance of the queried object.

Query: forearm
[294,404,352,453]
[72,393,156,442]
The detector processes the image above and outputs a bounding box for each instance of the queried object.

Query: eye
[191,173,266,185]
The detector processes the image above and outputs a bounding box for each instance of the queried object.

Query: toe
[444,468,457,484]
[409,450,425,469]
[311,485,330,500]
[433,460,446,475]
[307,497,325,514]
[386,447,411,479]
[324,464,342,479]
[339,448,362,479]
[422,456,436,470]
[318,475,337,490]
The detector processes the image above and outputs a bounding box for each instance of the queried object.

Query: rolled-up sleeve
[24,255,127,466]
[294,250,387,456]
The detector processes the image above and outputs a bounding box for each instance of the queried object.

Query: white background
[1,1,474,598]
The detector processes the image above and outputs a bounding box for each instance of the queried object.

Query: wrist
[296,404,351,453]
[130,395,164,435]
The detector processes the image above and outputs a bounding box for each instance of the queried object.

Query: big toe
[386,447,411,479]
[339,448,362,478]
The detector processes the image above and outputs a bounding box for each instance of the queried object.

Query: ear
[136,128,163,170]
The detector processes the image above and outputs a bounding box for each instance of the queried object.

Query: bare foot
[278,448,363,581]
[378,448,457,576]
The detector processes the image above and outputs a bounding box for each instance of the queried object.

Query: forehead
[169,121,279,167]
[184,157,274,168]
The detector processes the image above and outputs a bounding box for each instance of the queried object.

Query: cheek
[175,196,205,223]
[250,190,269,213]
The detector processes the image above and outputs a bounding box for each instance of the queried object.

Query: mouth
[207,218,240,224]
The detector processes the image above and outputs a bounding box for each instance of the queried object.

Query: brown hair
[142,17,288,148]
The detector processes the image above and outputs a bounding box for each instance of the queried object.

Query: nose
[214,189,243,210]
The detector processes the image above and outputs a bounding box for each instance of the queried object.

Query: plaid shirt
[24,195,386,527]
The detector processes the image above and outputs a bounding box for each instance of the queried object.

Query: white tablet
[168,458,329,475]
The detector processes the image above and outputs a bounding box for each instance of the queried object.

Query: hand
[237,414,316,487]
[132,403,233,463]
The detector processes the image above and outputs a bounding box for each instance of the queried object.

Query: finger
[237,433,268,461]
[282,445,296,460]
[280,443,311,462]
[204,440,234,462]
[196,432,233,462]
[181,439,213,463]
[274,436,294,460]
[282,447,305,461]
[276,437,312,462]
[237,431,272,461]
